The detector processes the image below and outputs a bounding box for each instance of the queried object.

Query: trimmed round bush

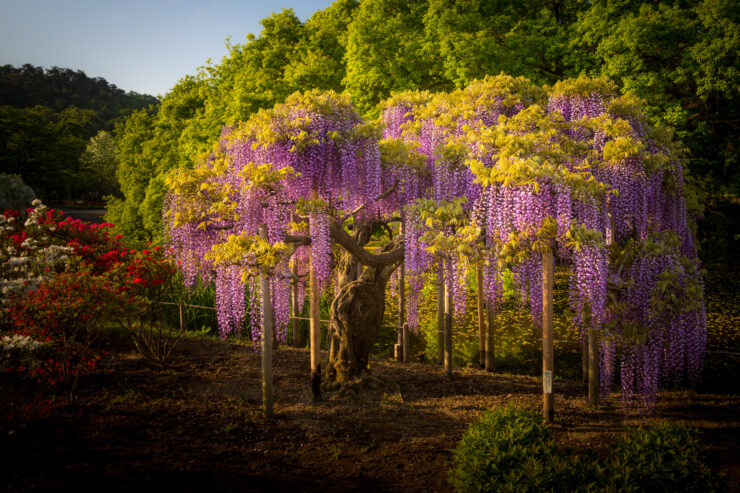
[607,422,723,492]
[451,405,581,493]
[451,407,723,493]
[0,173,35,211]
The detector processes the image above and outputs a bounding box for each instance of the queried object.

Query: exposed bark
[324,220,402,385]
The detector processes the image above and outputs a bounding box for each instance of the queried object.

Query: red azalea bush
[3,201,181,401]
[7,267,120,403]
[1,201,125,328]
[106,246,181,366]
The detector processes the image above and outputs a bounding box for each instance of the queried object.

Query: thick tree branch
[329,220,404,268]
[205,221,235,231]
[284,234,311,246]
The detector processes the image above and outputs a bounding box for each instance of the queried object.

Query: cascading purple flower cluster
[572,244,609,327]
[215,265,246,338]
[600,237,707,411]
[402,218,431,330]
[382,76,542,326]
[551,82,707,412]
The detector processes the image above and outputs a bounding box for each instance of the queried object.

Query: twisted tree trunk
[324,221,401,384]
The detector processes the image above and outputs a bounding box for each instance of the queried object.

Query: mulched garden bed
[2,332,738,492]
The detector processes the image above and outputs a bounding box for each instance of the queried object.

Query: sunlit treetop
[549,74,617,99]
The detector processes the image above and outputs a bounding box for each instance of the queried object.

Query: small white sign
[544,370,552,394]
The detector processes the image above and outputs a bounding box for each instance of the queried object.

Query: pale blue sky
[0,0,335,97]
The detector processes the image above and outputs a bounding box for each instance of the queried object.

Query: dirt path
[2,334,738,492]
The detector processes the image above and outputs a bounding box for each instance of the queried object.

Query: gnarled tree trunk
[324,220,401,384]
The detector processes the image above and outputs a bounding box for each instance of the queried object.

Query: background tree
[0,105,92,200]
[0,173,35,210]
[0,64,156,123]
[422,0,581,88]
[344,0,445,115]
[79,130,119,198]
[107,75,210,243]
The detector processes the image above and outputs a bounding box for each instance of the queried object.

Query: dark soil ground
[1,332,738,493]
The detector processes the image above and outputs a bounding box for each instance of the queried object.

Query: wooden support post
[485,304,494,371]
[588,326,599,408]
[402,323,409,363]
[309,192,321,402]
[582,337,588,386]
[436,263,444,365]
[309,259,322,402]
[178,301,185,333]
[396,327,404,362]
[291,261,301,347]
[476,264,486,368]
[444,262,453,378]
[542,250,554,424]
[258,224,274,419]
[397,263,406,362]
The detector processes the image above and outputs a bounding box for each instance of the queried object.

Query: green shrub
[606,422,723,492]
[451,405,582,493]
[451,408,723,493]
[0,173,35,211]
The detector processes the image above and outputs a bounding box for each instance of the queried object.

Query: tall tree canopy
[110,0,738,264]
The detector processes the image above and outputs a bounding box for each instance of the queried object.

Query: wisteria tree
[165,91,427,398]
[167,76,706,416]
[384,75,706,414]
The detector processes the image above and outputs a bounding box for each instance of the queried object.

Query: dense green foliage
[108,0,737,264]
[607,422,721,492]
[0,64,157,201]
[451,407,723,493]
[451,406,583,492]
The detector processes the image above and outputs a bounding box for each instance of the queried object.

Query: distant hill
[0,64,159,202]
[0,64,158,128]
